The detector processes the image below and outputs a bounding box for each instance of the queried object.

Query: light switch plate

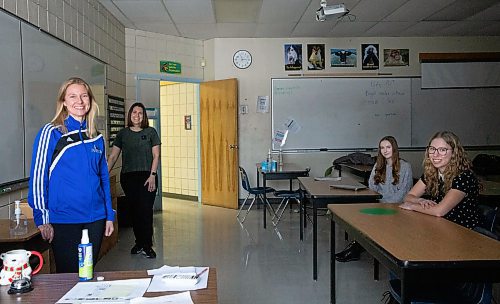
[240,105,248,114]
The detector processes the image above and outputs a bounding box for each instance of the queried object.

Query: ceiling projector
[316,3,347,21]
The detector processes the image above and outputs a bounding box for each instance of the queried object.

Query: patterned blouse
[422,170,481,229]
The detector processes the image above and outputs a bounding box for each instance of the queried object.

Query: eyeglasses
[427,146,450,155]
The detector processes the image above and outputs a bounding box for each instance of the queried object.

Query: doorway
[136,75,201,211]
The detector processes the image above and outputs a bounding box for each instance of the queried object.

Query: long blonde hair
[374,136,400,185]
[423,131,472,197]
[51,77,99,138]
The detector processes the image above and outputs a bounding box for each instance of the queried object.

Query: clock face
[233,50,252,69]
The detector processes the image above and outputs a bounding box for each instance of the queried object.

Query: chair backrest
[473,204,499,240]
[239,167,251,192]
[478,204,498,232]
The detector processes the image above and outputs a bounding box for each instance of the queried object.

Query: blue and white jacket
[28,116,115,227]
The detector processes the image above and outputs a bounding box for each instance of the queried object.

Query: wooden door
[200,79,238,208]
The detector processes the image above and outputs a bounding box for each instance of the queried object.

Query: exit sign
[160,61,181,74]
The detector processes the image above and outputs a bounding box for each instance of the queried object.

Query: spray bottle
[78,229,93,281]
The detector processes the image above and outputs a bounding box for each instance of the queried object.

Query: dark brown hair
[127,102,149,128]
[373,136,400,185]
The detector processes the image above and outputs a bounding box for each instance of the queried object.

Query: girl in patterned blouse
[400,131,481,229]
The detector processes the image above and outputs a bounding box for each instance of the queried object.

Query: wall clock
[233,50,252,69]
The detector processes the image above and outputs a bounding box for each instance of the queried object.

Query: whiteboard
[22,22,106,175]
[272,78,412,150]
[0,12,24,185]
[411,78,500,146]
[0,9,105,186]
[272,77,500,150]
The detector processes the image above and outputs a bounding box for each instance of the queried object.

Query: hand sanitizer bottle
[78,229,93,281]
[9,200,28,236]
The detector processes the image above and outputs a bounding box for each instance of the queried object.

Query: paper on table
[314,177,341,181]
[147,266,209,292]
[56,278,151,303]
[130,291,194,304]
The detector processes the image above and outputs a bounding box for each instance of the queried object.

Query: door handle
[229,144,238,149]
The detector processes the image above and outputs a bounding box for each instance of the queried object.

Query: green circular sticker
[359,208,397,215]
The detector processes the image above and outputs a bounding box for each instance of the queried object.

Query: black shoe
[142,247,156,258]
[335,241,363,262]
[130,244,143,254]
[334,241,359,258]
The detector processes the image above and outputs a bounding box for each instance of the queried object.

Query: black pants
[120,171,156,248]
[51,219,106,273]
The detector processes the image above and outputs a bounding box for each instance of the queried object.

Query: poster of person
[307,44,325,70]
[330,48,357,67]
[383,48,409,66]
[284,44,302,71]
[361,44,379,70]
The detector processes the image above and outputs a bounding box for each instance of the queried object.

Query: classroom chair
[237,166,276,223]
[387,204,498,304]
[271,189,303,226]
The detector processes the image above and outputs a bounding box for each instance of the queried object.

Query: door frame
[135,73,203,203]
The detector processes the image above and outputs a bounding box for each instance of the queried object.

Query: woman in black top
[108,102,161,258]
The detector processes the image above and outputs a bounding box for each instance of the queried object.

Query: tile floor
[96,198,391,304]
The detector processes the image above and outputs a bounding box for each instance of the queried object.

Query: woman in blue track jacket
[28,77,115,273]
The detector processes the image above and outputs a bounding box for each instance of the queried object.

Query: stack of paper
[147,265,209,292]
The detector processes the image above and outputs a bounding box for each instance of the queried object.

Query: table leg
[313,204,318,280]
[300,198,304,241]
[331,217,336,303]
[374,259,379,281]
[263,176,267,229]
[401,277,409,304]
[256,168,261,210]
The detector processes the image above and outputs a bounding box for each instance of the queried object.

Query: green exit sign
[160,61,181,74]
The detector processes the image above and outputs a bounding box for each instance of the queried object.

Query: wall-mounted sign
[107,95,125,147]
[184,115,192,130]
[160,61,182,74]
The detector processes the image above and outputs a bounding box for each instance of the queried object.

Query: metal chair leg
[237,196,257,223]
[273,198,292,226]
[271,197,287,221]
[236,193,251,218]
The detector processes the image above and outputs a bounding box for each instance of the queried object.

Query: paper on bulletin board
[282,117,301,134]
[257,96,269,113]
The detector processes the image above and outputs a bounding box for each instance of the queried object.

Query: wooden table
[328,203,500,304]
[297,177,381,280]
[334,163,373,185]
[0,269,218,303]
[256,163,310,228]
[0,219,53,273]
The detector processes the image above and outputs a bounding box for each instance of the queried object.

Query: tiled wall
[160,83,199,197]
[0,0,126,216]
[125,28,204,108]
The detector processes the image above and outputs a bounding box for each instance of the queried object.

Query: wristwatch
[151,171,157,176]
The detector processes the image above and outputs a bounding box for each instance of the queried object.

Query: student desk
[0,269,218,303]
[297,177,381,280]
[256,163,310,228]
[334,163,372,185]
[328,203,500,304]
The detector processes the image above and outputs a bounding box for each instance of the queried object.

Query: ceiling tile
[214,0,263,23]
[426,0,500,21]
[364,21,416,36]
[383,0,455,22]
[113,0,173,22]
[258,0,309,23]
[164,0,216,24]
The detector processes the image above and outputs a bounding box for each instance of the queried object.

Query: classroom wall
[203,36,500,192]
[0,0,125,212]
